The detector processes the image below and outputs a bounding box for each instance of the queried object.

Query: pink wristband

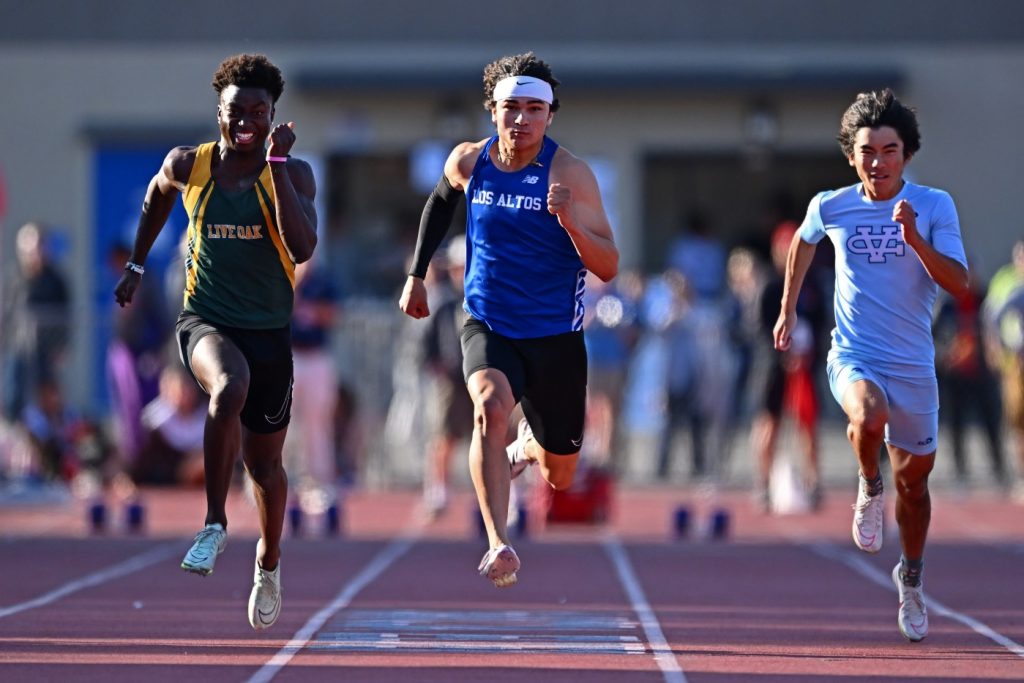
[266,155,289,163]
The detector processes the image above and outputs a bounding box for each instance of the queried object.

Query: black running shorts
[461,317,587,455]
[175,312,294,434]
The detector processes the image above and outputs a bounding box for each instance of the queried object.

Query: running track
[1,485,1022,682]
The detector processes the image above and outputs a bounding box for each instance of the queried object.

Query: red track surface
[1,485,1022,682]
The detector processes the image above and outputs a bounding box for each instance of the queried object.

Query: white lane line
[809,542,1024,658]
[0,542,179,619]
[246,535,418,683]
[604,536,688,683]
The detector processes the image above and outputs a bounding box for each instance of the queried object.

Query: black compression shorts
[175,312,294,434]
[461,317,587,455]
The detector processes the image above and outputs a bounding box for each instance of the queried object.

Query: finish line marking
[310,608,646,655]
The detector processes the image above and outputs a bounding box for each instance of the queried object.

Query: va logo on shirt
[847,225,904,263]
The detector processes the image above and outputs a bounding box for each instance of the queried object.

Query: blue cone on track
[673,505,691,539]
[288,505,303,536]
[125,500,145,533]
[325,503,342,536]
[513,504,528,538]
[709,508,730,540]
[475,510,487,538]
[88,500,107,533]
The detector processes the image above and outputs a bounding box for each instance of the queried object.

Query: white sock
[506,438,524,465]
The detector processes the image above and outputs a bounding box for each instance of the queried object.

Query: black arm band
[408,174,463,279]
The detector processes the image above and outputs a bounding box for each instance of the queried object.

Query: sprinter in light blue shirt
[774,89,968,643]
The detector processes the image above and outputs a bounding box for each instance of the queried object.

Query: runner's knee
[539,455,578,490]
[244,454,285,489]
[473,393,513,438]
[848,406,887,441]
[209,373,249,417]
[893,461,933,502]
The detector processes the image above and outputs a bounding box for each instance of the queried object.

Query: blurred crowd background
[2,1,1023,511]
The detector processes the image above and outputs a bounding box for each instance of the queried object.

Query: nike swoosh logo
[257,601,280,625]
[570,437,583,448]
[516,80,529,85]
[265,377,294,425]
[898,603,927,632]
[855,531,877,546]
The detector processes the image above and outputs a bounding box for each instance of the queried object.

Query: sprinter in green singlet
[114,54,317,630]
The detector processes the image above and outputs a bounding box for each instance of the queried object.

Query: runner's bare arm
[774,234,817,351]
[548,151,618,282]
[268,122,318,263]
[114,146,194,307]
[894,199,968,297]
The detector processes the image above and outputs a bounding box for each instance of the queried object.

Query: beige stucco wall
[1,43,1022,405]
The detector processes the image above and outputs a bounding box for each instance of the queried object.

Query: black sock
[862,472,883,497]
[900,556,924,587]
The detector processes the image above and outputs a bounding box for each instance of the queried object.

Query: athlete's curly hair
[837,88,920,159]
[482,52,560,112]
[211,54,285,103]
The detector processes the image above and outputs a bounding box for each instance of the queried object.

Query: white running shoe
[478,544,520,588]
[508,418,535,480]
[180,523,227,576]
[851,475,883,553]
[248,543,282,630]
[892,564,928,642]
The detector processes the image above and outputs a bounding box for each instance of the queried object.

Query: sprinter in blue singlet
[399,52,618,588]
[773,89,968,643]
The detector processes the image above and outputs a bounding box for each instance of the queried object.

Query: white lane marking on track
[809,541,1024,658]
[0,542,179,619]
[246,527,422,683]
[603,536,688,683]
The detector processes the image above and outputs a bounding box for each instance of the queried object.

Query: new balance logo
[847,225,905,263]
[522,175,539,184]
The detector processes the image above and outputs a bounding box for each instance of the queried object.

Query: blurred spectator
[687,289,740,481]
[655,270,702,479]
[1,223,70,422]
[22,376,111,483]
[283,259,342,510]
[106,242,171,469]
[582,269,641,472]
[933,265,1005,487]
[131,364,206,486]
[332,380,360,486]
[421,237,472,517]
[383,256,440,484]
[724,247,769,424]
[667,209,727,301]
[751,222,827,512]
[983,240,1024,500]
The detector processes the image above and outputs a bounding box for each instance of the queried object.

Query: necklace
[498,139,545,168]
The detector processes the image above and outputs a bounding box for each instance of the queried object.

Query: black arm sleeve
[408,174,463,279]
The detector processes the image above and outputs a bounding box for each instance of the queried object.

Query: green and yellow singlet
[180,142,295,329]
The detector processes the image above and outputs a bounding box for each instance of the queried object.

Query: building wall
[1,34,1023,406]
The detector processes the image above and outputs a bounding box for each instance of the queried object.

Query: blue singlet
[462,136,587,339]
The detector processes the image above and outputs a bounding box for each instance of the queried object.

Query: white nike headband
[492,75,553,105]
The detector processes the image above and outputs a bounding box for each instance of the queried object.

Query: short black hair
[211,54,285,103]
[482,52,560,112]
[837,88,920,159]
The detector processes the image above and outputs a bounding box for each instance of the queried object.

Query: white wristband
[124,261,145,275]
